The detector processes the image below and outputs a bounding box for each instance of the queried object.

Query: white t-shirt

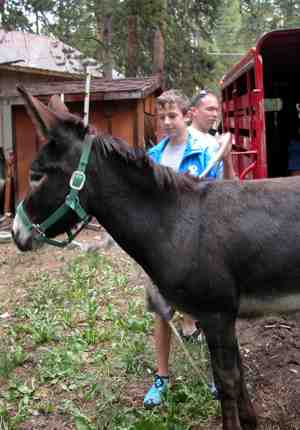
[188,126,220,152]
[160,141,187,173]
[188,125,224,178]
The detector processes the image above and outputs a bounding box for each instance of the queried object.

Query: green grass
[0,250,219,429]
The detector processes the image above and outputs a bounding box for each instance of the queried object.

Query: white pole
[83,69,91,126]
[60,93,64,103]
[168,321,209,384]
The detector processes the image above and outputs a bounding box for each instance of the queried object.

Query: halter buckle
[70,170,86,190]
[32,223,45,237]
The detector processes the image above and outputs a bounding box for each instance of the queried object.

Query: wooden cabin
[5,75,162,208]
[0,29,105,215]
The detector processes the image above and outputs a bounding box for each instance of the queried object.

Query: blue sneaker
[144,375,169,407]
[209,381,220,400]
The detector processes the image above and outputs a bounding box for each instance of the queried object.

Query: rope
[168,320,209,385]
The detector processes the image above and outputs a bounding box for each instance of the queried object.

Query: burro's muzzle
[12,208,37,251]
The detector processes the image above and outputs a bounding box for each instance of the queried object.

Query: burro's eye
[29,170,45,188]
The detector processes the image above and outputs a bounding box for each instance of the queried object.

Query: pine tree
[271,0,300,28]
[211,0,243,86]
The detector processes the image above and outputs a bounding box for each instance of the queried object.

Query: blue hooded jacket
[148,130,223,178]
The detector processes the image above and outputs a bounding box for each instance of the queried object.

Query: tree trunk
[153,27,164,75]
[93,1,113,79]
[103,14,113,79]
[127,15,138,77]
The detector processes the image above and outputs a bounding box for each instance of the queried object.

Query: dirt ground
[1,226,300,430]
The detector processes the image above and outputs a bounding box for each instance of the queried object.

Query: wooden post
[3,151,14,216]
[133,99,144,149]
[83,71,91,127]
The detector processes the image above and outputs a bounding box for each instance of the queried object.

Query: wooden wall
[0,69,77,154]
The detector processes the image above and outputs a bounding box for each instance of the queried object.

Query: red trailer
[221,28,300,179]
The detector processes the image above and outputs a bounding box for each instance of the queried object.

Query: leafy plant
[0,345,29,378]
[1,248,218,429]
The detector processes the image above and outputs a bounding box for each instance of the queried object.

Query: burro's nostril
[11,228,16,241]
[12,228,24,250]
[11,227,19,245]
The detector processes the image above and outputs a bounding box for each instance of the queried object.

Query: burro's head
[13,86,90,251]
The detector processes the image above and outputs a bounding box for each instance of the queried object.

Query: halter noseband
[16,135,94,248]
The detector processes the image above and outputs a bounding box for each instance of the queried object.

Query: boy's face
[157,102,187,140]
[191,94,220,133]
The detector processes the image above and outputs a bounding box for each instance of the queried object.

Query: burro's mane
[94,133,200,193]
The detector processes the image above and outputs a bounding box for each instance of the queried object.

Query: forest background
[1,0,300,95]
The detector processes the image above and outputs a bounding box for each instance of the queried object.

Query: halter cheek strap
[16,135,94,248]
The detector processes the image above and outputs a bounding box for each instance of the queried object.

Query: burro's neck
[86,152,178,278]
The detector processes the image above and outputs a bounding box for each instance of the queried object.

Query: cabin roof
[4,75,163,102]
[0,30,118,78]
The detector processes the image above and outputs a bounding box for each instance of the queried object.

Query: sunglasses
[190,89,209,107]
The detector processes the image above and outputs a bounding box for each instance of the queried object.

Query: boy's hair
[190,89,219,108]
[157,89,190,115]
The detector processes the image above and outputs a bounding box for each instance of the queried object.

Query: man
[179,90,236,339]
[144,89,236,408]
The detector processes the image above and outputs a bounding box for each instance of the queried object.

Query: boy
[144,89,235,407]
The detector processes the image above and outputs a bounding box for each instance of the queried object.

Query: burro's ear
[48,95,70,114]
[17,85,59,139]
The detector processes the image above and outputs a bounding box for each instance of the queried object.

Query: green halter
[16,135,94,248]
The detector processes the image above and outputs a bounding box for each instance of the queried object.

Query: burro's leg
[199,313,257,430]
[235,345,257,429]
